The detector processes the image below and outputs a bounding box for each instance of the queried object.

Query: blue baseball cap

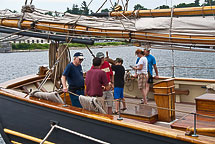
[73,52,84,59]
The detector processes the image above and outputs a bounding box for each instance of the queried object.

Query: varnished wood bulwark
[153,79,175,122]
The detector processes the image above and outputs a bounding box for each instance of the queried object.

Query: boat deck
[113,98,196,127]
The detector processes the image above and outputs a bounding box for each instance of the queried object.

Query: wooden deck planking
[121,98,195,120]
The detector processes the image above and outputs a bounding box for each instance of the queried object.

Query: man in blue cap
[61,52,85,108]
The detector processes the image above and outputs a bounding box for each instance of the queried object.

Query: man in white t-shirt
[132,49,148,104]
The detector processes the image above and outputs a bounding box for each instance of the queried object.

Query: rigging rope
[96,0,108,13]
[38,38,73,90]
[40,124,110,144]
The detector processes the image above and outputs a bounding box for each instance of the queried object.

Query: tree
[155,5,170,9]
[203,0,215,6]
[66,4,81,15]
[101,8,109,12]
[11,10,18,13]
[195,0,200,6]
[81,1,89,15]
[174,2,197,8]
[134,4,147,10]
[45,11,53,16]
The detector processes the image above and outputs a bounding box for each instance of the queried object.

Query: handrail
[4,129,54,144]
[158,66,215,69]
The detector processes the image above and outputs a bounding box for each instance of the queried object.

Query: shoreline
[11,44,130,53]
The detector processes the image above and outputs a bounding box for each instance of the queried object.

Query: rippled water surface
[0,46,215,83]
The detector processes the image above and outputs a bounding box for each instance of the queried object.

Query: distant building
[13,37,51,44]
[0,32,51,52]
[0,42,12,53]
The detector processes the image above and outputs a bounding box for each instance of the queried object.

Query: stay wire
[95,0,108,13]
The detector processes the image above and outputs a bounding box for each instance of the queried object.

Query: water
[0,46,215,84]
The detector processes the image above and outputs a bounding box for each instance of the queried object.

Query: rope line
[38,38,73,90]
[54,125,110,144]
[40,123,110,144]
[95,0,108,13]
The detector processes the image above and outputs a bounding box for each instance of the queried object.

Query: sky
[0,0,206,12]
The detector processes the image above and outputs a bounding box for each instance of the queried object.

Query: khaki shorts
[138,74,148,89]
[103,90,113,107]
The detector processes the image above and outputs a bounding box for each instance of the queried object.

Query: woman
[132,49,148,104]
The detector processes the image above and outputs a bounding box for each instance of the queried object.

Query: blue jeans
[69,89,84,108]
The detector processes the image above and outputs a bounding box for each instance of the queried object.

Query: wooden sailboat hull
[0,93,192,144]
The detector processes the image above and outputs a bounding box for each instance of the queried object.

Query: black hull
[0,94,191,144]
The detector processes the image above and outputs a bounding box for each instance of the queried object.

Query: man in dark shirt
[85,57,111,114]
[112,58,127,114]
[61,52,84,108]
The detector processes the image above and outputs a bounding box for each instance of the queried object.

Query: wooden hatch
[153,78,175,122]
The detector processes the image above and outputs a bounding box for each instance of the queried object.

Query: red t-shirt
[85,68,108,97]
[91,61,113,82]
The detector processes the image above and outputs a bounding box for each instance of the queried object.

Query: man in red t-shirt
[91,52,114,114]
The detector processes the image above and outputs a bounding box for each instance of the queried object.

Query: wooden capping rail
[4,129,55,144]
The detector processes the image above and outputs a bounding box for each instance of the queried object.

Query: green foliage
[174,3,198,8]
[65,1,90,15]
[11,42,127,50]
[66,5,81,15]
[81,1,89,15]
[195,0,200,6]
[101,8,109,12]
[155,5,170,9]
[94,42,127,46]
[203,0,215,6]
[12,43,49,50]
[45,11,53,16]
[174,0,201,8]
[67,42,127,47]
[134,4,147,10]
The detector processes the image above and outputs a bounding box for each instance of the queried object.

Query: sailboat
[0,2,215,144]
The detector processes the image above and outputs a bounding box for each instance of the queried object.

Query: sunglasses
[79,58,84,61]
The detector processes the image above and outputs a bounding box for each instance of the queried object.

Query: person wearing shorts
[112,58,126,114]
[144,44,159,98]
[132,49,148,104]
[91,52,114,114]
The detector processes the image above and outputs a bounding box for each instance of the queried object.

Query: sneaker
[121,107,127,111]
[113,111,119,115]
[140,99,144,104]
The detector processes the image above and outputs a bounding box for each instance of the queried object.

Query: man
[144,44,159,97]
[61,52,84,108]
[91,52,114,114]
[85,57,111,113]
